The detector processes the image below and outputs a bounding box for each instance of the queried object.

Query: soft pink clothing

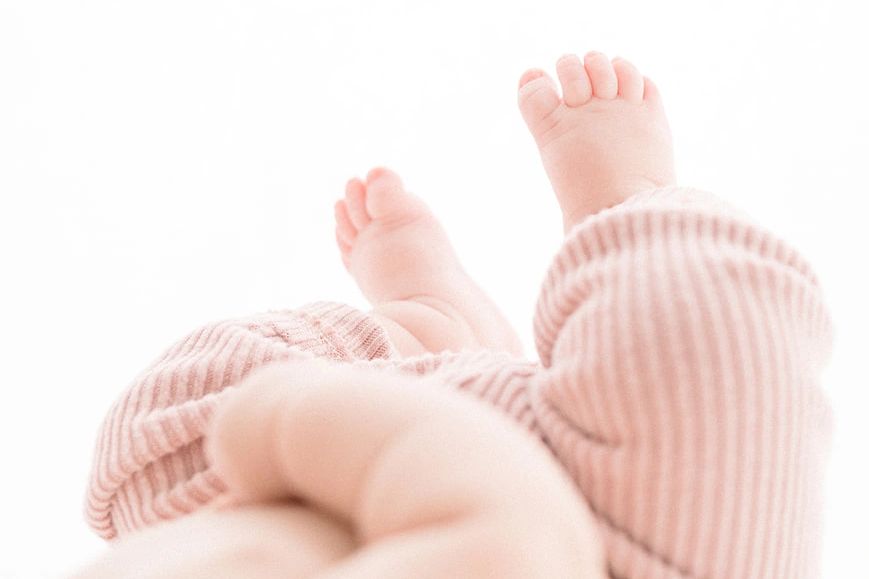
[84,186,834,578]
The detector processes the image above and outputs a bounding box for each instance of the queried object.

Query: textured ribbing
[349,349,544,440]
[84,301,398,540]
[530,186,834,579]
[83,186,834,579]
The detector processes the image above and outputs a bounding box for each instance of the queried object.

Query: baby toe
[344,178,371,230]
[583,51,618,100]
[556,54,593,107]
[612,57,644,103]
[517,68,563,139]
[334,199,357,245]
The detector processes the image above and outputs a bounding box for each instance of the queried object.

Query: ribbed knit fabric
[84,301,399,539]
[84,186,834,579]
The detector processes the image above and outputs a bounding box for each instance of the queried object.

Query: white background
[1,0,866,577]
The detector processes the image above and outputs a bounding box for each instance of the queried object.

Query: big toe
[517,68,562,138]
[364,167,429,222]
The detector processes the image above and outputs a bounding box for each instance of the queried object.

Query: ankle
[561,177,674,234]
[369,311,429,358]
[370,298,481,357]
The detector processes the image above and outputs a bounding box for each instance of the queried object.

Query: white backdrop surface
[0,1,865,577]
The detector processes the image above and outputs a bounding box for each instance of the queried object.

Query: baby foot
[334,167,524,358]
[517,52,677,233]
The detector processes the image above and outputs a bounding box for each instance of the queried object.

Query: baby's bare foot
[518,52,677,233]
[334,167,524,358]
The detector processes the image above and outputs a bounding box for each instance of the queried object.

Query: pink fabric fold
[84,186,834,579]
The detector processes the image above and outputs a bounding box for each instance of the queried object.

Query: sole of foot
[517,51,677,234]
[334,167,524,358]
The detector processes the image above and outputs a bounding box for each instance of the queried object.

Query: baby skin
[334,51,676,358]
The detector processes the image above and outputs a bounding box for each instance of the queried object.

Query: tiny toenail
[519,69,544,88]
[367,167,387,183]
